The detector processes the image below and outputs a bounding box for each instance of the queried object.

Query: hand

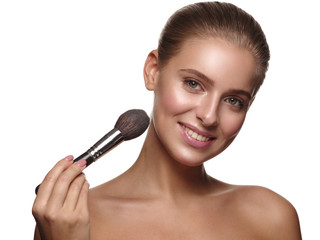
[32,156,90,240]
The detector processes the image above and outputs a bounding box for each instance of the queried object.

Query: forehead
[164,37,257,94]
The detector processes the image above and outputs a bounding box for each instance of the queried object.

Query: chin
[170,150,216,167]
[178,160,204,167]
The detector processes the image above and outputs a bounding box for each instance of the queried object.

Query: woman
[32,2,302,239]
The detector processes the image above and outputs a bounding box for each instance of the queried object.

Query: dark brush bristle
[114,109,150,140]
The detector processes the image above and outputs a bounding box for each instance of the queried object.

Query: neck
[125,121,213,200]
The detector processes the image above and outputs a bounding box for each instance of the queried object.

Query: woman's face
[146,38,257,166]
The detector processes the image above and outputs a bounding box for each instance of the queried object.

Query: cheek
[220,111,246,140]
[154,82,192,116]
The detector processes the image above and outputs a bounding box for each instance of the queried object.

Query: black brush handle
[35,129,124,194]
[35,153,94,194]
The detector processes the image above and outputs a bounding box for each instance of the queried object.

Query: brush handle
[35,129,124,194]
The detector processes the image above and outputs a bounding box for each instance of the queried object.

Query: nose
[196,95,220,127]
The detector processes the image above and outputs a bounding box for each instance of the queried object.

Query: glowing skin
[147,38,257,167]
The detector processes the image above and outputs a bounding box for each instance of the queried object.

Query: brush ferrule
[74,129,124,166]
[91,129,124,159]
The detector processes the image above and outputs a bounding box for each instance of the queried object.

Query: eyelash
[184,79,247,110]
[184,79,202,91]
[224,97,246,110]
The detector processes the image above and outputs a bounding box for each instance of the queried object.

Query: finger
[75,179,90,216]
[47,159,87,207]
[63,173,86,210]
[35,155,74,204]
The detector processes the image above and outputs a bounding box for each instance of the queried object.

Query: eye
[226,97,241,105]
[185,79,202,90]
[225,97,245,109]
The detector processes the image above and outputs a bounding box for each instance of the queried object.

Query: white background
[0,0,319,239]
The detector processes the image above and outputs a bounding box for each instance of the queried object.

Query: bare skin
[33,38,302,239]
[33,157,90,240]
[88,123,301,240]
[34,126,301,240]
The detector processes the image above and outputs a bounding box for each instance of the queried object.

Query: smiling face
[144,38,257,167]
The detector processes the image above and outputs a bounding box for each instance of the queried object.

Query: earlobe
[143,50,159,91]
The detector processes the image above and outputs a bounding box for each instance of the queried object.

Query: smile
[181,125,211,142]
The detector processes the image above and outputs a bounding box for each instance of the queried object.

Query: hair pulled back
[158,1,270,96]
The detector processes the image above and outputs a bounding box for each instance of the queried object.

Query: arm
[265,199,302,240]
[34,225,41,240]
[242,186,302,240]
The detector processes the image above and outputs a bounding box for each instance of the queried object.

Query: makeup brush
[35,109,150,194]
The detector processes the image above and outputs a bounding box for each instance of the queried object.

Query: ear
[143,50,160,91]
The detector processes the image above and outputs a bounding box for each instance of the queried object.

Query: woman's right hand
[32,155,90,240]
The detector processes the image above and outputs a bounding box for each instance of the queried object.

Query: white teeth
[192,132,198,138]
[182,125,210,142]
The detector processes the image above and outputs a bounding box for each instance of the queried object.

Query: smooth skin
[32,156,90,240]
[32,38,302,239]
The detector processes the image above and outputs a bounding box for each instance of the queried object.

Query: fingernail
[65,155,74,161]
[76,159,87,167]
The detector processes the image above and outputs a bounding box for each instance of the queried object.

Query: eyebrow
[226,89,252,100]
[179,68,252,99]
[179,68,214,86]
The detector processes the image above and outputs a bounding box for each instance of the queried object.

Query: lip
[178,122,215,149]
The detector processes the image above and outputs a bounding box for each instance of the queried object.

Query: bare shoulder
[230,185,302,239]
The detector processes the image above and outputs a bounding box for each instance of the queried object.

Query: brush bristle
[114,109,150,140]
